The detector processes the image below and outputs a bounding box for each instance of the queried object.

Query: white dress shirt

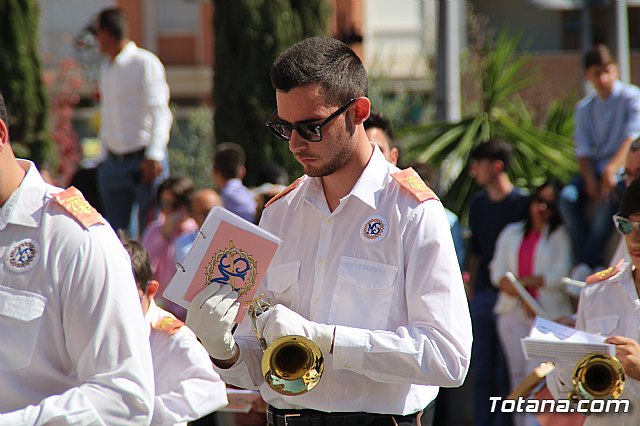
[490,222,574,318]
[547,263,640,425]
[99,41,172,161]
[0,161,154,425]
[218,146,472,415]
[146,300,228,425]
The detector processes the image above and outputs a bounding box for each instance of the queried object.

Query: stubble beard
[303,137,355,177]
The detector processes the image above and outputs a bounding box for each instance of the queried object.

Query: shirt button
[326,218,333,225]
[318,259,325,265]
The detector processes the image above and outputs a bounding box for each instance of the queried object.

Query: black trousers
[266,400,435,426]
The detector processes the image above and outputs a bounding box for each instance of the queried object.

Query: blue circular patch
[5,239,40,273]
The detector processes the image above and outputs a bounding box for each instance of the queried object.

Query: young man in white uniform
[187,36,472,425]
[547,177,640,425]
[0,93,154,423]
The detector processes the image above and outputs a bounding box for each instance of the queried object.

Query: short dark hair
[118,231,152,292]
[270,36,368,105]
[156,175,195,207]
[213,142,246,180]
[97,8,128,41]
[470,139,513,170]
[524,179,563,236]
[0,91,8,130]
[584,44,615,70]
[364,108,394,141]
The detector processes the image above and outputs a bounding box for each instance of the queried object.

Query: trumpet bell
[262,335,324,396]
[571,354,625,400]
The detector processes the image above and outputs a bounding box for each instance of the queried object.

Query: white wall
[364,0,436,79]
[38,0,115,61]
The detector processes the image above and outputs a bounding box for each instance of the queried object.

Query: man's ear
[146,280,159,299]
[352,97,371,126]
[390,147,399,166]
[494,160,505,173]
[0,119,8,147]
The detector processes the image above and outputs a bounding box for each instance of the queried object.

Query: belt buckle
[283,413,301,426]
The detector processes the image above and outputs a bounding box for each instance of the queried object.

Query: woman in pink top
[490,180,573,426]
[142,175,197,320]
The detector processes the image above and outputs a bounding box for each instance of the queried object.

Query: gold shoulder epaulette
[586,259,625,285]
[152,316,185,335]
[51,186,106,229]
[264,175,308,208]
[391,168,439,203]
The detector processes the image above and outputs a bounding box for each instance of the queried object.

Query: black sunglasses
[265,98,356,142]
[613,214,640,235]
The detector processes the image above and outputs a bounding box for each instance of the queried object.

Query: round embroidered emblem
[360,215,389,243]
[5,239,41,273]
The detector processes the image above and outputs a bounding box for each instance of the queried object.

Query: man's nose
[289,131,308,152]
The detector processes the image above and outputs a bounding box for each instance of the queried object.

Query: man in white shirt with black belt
[95,7,172,235]
[187,36,472,426]
[0,92,155,424]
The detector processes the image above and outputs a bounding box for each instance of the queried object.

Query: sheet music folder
[164,206,281,323]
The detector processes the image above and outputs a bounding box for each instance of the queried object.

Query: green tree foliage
[0,0,54,165]
[213,0,331,185]
[169,107,215,190]
[402,32,577,222]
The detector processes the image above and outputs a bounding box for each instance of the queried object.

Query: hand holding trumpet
[256,304,335,355]
[605,336,640,381]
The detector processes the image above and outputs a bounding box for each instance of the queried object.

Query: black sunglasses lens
[617,218,633,235]
[268,123,291,140]
[297,124,322,142]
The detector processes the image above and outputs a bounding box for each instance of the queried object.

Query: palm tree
[402,32,577,222]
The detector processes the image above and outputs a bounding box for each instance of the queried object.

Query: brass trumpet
[249,296,324,396]
[569,354,625,401]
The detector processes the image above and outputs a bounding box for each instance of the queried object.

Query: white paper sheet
[504,272,551,319]
[521,317,616,364]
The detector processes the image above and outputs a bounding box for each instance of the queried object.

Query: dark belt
[266,406,419,426]
[107,148,145,161]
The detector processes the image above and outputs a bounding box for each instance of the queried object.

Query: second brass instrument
[569,353,625,401]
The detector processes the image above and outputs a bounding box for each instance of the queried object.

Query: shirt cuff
[145,145,166,162]
[331,325,367,371]
[212,341,260,389]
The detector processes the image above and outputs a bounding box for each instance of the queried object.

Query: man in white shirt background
[187,36,472,426]
[94,7,172,236]
[0,91,155,424]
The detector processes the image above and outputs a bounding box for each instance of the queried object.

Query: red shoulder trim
[391,168,439,203]
[264,175,308,208]
[586,259,625,285]
[152,316,185,335]
[52,186,106,229]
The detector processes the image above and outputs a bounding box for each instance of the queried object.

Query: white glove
[186,283,239,360]
[256,304,335,354]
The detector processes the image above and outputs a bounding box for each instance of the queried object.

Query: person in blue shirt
[559,45,640,279]
[468,139,529,426]
[212,142,257,223]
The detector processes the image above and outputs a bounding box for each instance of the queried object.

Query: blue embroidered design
[363,218,385,240]
[205,241,257,296]
[9,241,37,269]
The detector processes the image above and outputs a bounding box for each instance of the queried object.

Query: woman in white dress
[490,180,574,426]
